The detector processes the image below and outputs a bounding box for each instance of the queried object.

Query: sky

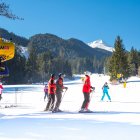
[0,0,140,51]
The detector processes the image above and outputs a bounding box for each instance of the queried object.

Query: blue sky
[0,0,140,50]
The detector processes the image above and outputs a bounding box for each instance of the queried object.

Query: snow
[0,74,140,140]
[18,45,29,59]
[88,40,114,52]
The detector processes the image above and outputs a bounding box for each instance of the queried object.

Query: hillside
[0,28,29,46]
[28,34,112,59]
[0,28,112,84]
[0,28,112,59]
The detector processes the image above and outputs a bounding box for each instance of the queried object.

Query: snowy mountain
[1,28,112,60]
[88,40,114,52]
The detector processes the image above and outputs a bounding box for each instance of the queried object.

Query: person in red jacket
[80,74,94,112]
[44,74,56,111]
[0,82,3,101]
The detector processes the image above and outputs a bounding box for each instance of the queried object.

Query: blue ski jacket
[102,85,109,93]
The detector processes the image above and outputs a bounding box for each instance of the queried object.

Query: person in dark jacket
[80,74,94,112]
[44,74,56,111]
[53,73,68,112]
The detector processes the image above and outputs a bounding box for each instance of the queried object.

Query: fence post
[15,87,18,106]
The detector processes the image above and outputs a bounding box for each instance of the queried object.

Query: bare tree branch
[0,2,24,20]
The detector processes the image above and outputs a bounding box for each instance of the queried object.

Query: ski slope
[0,74,140,140]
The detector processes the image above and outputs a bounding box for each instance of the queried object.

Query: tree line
[106,36,140,81]
[2,36,140,84]
[3,45,105,84]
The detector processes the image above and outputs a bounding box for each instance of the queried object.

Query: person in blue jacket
[101,82,111,102]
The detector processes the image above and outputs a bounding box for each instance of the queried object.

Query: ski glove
[64,87,68,90]
[91,86,95,91]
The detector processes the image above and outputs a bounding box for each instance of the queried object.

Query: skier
[101,82,111,102]
[53,73,68,112]
[44,84,48,101]
[80,74,94,112]
[44,74,56,111]
[0,82,3,101]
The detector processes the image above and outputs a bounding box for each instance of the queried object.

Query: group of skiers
[44,73,68,112]
[0,73,111,112]
[44,73,111,113]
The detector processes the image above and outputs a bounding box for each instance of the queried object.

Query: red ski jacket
[48,78,56,94]
[0,84,3,94]
[82,75,91,93]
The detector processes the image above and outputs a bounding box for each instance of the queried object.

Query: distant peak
[87,39,114,52]
[94,40,103,44]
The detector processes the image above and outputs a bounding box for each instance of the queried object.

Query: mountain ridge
[0,28,112,59]
[88,39,114,52]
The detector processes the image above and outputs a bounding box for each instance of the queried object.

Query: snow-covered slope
[1,74,140,140]
[88,40,114,52]
[17,45,29,59]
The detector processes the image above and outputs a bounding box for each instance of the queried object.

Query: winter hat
[51,73,55,78]
[59,73,64,77]
[85,74,89,77]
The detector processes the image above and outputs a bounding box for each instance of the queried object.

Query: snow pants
[101,91,111,101]
[54,93,62,111]
[0,94,2,101]
[44,92,48,101]
[45,94,55,111]
[81,92,90,109]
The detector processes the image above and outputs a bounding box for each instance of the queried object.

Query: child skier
[101,82,111,102]
[0,82,3,101]
[44,84,48,101]
[80,74,94,112]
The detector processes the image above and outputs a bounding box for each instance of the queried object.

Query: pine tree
[128,47,139,75]
[109,36,130,80]
[63,60,72,77]
[4,48,26,84]
[26,46,38,83]
[36,51,53,83]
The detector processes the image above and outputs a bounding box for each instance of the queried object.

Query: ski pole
[61,88,68,101]
[90,88,95,100]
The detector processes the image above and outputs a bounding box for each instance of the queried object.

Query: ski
[79,110,94,113]
[42,110,79,114]
[42,110,94,114]
[52,110,63,113]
